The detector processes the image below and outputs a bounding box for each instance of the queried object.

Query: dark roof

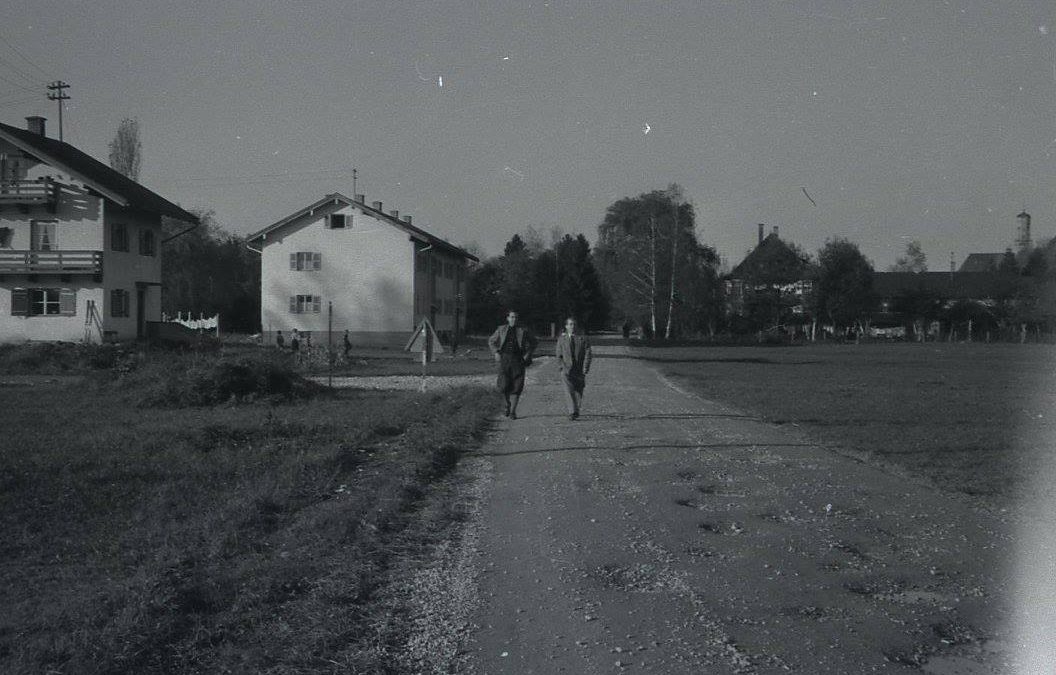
[873,272,1014,300]
[0,121,198,223]
[729,233,811,283]
[247,192,478,262]
[959,253,1003,273]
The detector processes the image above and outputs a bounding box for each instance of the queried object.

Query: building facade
[0,117,197,343]
[247,193,477,346]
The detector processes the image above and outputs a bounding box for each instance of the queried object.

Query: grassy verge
[634,342,1056,506]
[0,358,498,673]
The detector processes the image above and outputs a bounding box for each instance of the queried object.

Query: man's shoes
[568,414,576,421]
[571,411,579,420]
[503,408,510,418]
[509,411,517,420]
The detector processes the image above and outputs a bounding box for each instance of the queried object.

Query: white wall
[260,204,415,339]
[0,284,105,343]
[102,204,163,340]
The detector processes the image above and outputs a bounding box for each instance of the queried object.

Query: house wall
[0,146,109,343]
[412,250,467,334]
[0,143,166,343]
[260,204,416,346]
[102,204,163,340]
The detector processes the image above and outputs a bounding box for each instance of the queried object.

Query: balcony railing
[0,250,103,275]
[0,179,61,208]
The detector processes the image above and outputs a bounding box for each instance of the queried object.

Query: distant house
[0,116,198,343]
[958,253,1004,273]
[725,224,814,327]
[873,272,1014,311]
[247,193,477,346]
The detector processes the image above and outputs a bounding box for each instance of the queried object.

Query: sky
[0,0,1054,269]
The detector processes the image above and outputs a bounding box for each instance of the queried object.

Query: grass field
[0,350,498,673]
[634,342,1056,507]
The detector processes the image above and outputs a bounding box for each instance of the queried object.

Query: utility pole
[46,81,70,141]
[352,168,358,196]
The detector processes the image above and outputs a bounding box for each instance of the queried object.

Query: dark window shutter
[289,296,297,313]
[60,289,76,316]
[290,253,297,270]
[313,296,321,313]
[11,288,28,316]
[313,252,322,270]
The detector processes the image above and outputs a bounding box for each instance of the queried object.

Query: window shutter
[11,288,28,316]
[290,253,297,270]
[313,296,321,313]
[324,215,332,229]
[313,252,322,270]
[59,289,76,316]
[289,296,297,313]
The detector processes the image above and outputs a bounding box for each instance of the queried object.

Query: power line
[0,52,44,86]
[0,95,40,109]
[0,68,40,94]
[0,29,56,80]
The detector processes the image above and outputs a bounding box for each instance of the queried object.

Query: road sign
[404,319,444,362]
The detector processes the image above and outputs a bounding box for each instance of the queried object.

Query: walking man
[275,330,285,350]
[487,310,537,420]
[555,317,592,420]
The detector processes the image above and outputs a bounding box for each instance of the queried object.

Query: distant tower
[1015,210,1032,255]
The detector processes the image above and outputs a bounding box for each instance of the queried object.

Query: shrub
[110,351,322,407]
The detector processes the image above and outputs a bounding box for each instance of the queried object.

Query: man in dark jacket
[487,310,537,419]
[555,317,593,420]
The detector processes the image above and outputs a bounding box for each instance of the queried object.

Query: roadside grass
[636,342,1055,506]
[0,362,498,673]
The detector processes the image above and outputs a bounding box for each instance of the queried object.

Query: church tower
[1015,210,1032,256]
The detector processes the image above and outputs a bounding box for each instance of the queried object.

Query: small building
[0,116,198,343]
[247,192,477,346]
[725,224,814,327]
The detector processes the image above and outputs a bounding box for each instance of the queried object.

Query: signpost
[404,319,444,390]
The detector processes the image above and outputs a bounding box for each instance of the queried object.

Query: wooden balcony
[0,250,103,275]
[0,179,61,210]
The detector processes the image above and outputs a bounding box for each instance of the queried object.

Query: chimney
[772,225,779,239]
[389,209,399,219]
[404,215,412,225]
[757,224,764,245]
[354,194,365,204]
[25,116,46,137]
[371,201,383,211]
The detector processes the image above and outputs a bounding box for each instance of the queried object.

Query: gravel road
[453,349,1029,674]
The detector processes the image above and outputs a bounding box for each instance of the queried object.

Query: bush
[109,351,322,407]
[0,342,129,374]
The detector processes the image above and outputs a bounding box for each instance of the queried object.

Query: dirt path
[456,350,1020,674]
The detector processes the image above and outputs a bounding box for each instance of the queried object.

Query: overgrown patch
[0,362,498,674]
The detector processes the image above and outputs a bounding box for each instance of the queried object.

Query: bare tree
[108,118,142,181]
[889,240,927,273]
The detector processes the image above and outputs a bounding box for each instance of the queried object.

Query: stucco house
[0,116,198,343]
[247,192,477,347]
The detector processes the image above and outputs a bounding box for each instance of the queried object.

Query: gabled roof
[0,121,198,223]
[246,192,478,262]
[958,253,1004,273]
[873,272,1016,300]
[729,233,812,283]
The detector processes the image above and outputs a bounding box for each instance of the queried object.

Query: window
[110,289,130,317]
[11,288,76,316]
[111,223,129,252]
[289,252,321,271]
[139,228,156,256]
[289,295,321,314]
[30,220,56,251]
[327,213,349,229]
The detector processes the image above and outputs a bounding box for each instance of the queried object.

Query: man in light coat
[555,317,592,420]
[487,310,537,419]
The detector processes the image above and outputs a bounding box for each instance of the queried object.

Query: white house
[0,116,198,343]
[247,192,477,346]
